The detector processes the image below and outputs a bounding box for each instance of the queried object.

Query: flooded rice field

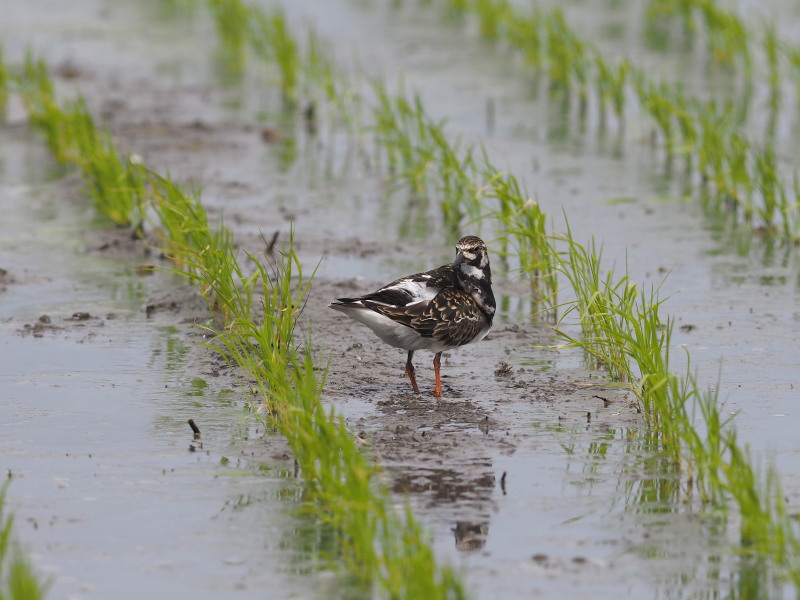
[2,0,799,598]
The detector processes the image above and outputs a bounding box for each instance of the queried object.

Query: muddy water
[282,0,800,453]
[0,8,342,600]
[0,131,343,598]
[2,0,799,598]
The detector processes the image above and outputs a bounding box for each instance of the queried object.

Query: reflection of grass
[0,480,49,600]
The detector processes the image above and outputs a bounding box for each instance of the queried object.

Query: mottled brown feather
[363,287,486,348]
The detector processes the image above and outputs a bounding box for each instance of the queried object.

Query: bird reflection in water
[453,521,489,551]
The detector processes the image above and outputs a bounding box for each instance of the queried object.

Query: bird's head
[453,235,491,281]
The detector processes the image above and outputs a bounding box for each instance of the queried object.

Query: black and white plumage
[329,235,496,397]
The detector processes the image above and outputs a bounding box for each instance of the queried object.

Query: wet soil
[0,68,643,599]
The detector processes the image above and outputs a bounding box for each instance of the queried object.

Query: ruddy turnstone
[329,235,495,397]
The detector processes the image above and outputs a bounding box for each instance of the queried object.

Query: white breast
[330,303,445,351]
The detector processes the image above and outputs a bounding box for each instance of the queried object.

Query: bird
[329,235,496,397]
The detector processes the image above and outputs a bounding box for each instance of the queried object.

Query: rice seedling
[481,159,557,313]
[18,63,144,228]
[764,24,781,113]
[430,0,800,243]
[18,53,70,162]
[696,101,731,194]
[0,43,8,117]
[701,3,750,69]
[144,171,253,323]
[472,0,510,42]
[65,98,144,229]
[303,31,338,109]
[670,93,697,162]
[248,8,300,106]
[544,10,589,102]
[751,144,797,238]
[0,480,50,600]
[646,0,751,71]
[553,230,634,383]
[505,9,542,68]
[595,56,630,121]
[207,0,250,71]
[634,77,679,156]
[373,87,432,197]
[369,81,480,233]
[435,135,477,225]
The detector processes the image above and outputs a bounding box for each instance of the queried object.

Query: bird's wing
[337,265,454,308]
[364,287,485,347]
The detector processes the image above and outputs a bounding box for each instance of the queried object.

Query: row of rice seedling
[646,0,751,71]
[446,1,800,578]
[646,0,797,142]
[478,161,557,314]
[648,0,800,107]
[552,224,800,586]
[203,2,800,589]
[206,2,559,303]
[209,0,350,114]
[431,0,800,243]
[201,0,498,240]
[18,54,145,229]
[370,83,484,234]
[208,0,249,61]
[0,481,49,600]
[9,53,468,599]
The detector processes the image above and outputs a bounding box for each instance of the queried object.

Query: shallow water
[0,166,333,600]
[2,0,799,598]
[283,0,800,446]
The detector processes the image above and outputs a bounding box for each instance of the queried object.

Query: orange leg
[405,350,420,394]
[432,352,443,398]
